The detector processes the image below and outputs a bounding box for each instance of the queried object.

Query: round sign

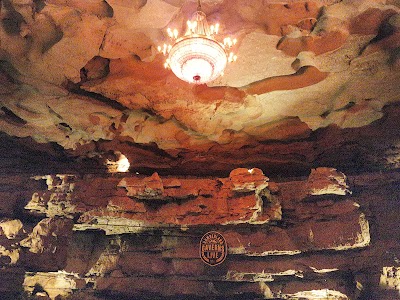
[199,231,227,266]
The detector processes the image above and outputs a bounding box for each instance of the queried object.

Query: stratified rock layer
[0,1,399,299]
[1,166,399,299]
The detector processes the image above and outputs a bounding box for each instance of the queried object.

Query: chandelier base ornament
[157,1,237,84]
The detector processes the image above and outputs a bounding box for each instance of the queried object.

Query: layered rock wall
[1,167,399,299]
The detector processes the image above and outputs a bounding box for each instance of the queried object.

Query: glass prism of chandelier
[157,8,237,84]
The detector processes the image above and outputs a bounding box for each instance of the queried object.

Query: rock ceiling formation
[0,0,399,176]
[0,1,400,299]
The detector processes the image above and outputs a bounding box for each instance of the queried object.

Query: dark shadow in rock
[1,0,25,35]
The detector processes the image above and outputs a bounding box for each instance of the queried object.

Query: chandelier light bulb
[157,1,238,84]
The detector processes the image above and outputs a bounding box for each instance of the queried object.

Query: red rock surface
[1,167,400,299]
[244,66,329,95]
[0,0,399,299]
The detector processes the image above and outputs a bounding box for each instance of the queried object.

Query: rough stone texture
[307,167,351,195]
[0,0,398,174]
[1,102,400,179]
[0,0,399,299]
[23,169,281,234]
[0,219,23,239]
[1,165,399,299]
[380,267,400,292]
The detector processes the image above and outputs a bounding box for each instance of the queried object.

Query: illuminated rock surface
[1,167,400,299]
[0,0,400,299]
[0,0,398,175]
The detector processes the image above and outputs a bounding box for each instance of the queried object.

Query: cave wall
[0,0,399,165]
[1,163,399,300]
[0,1,399,298]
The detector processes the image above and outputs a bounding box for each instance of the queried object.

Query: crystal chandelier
[158,0,237,84]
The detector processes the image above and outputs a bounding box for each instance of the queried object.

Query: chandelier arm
[158,0,237,84]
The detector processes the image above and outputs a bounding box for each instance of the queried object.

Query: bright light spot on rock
[288,289,349,299]
[116,155,130,172]
[380,267,400,291]
[106,152,130,173]
[310,267,339,274]
[0,219,23,239]
[23,271,78,300]
[0,245,20,264]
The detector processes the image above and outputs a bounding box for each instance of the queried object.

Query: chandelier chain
[197,0,202,11]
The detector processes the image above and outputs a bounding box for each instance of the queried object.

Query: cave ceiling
[0,0,399,177]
